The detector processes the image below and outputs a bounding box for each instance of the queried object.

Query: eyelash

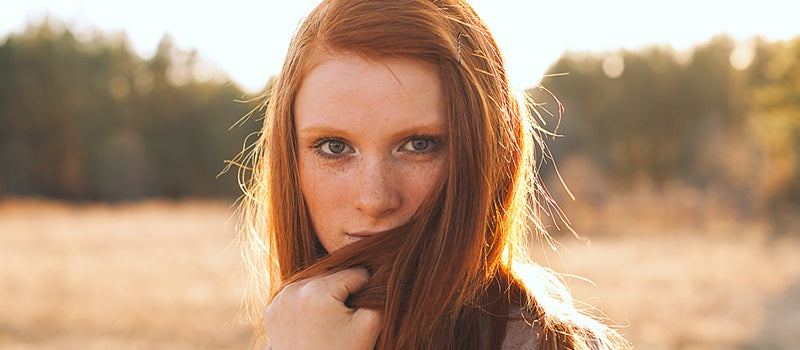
[311,136,351,160]
[310,134,442,161]
[402,134,441,154]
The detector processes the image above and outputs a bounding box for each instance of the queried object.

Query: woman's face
[294,53,447,253]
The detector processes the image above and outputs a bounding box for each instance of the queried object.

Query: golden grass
[535,232,800,350]
[0,198,251,349]
[1,197,798,349]
[535,165,800,349]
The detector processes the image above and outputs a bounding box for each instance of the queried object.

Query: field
[1,197,799,349]
[0,199,251,349]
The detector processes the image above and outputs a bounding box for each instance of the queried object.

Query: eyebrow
[296,123,446,138]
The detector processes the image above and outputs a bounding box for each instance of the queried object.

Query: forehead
[293,52,445,134]
[297,51,440,97]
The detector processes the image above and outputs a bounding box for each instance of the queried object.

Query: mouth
[345,230,381,243]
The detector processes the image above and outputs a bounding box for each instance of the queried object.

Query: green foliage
[0,20,261,200]
[747,39,800,205]
[534,34,800,208]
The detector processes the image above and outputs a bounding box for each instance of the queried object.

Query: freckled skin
[294,53,447,253]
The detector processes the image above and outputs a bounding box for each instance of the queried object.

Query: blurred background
[1,1,799,349]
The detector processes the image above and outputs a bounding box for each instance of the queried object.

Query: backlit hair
[238,0,630,348]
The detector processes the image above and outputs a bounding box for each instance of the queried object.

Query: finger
[323,267,371,303]
[353,307,382,332]
[352,308,383,346]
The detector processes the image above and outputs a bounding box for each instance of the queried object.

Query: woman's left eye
[400,137,437,152]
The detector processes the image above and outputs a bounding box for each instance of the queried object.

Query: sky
[2,0,799,92]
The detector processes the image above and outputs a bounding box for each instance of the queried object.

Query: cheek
[400,158,446,207]
[298,154,351,226]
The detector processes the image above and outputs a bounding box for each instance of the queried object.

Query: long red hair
[238,0,630,348]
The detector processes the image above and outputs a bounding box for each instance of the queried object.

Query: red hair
[238,0,630,348]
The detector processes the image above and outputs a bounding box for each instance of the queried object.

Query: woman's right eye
[314,139,353,158]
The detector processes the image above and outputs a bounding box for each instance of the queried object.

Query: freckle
[313,158,351,175]
[398,158,445,182]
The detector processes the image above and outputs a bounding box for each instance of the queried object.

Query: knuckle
[298,279,324,299]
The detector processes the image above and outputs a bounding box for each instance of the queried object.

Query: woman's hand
[264,268,382,350]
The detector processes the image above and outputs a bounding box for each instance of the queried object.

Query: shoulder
[499,305,609,350]
[500,306,539,350]
[501,316,539,349]
[501,316,609,350]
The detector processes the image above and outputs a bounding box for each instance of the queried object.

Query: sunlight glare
[730,40,756,70]
[602,54,625,79]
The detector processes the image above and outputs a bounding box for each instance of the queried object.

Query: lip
[347,231,381,238]
[345,234,364,243]
[345,230,383,243]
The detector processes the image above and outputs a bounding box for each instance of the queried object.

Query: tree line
[1,20,798,212]
[534,34,800,215]
[0,20,260,200]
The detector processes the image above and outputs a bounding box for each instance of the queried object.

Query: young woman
[238,0,631,348]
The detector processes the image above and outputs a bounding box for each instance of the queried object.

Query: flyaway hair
[237,0,631,348]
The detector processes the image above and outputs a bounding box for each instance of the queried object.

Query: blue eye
[401,136,437,152]
[411,139,429,150]
[314,138,354,158]
[323,140,347,154]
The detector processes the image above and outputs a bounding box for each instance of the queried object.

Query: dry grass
[0,198,251,349]
[1,197,799,349]
[535,164,800,349]
[535,232,800,350]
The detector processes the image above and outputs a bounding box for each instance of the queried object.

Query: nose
[354,158,401,218]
